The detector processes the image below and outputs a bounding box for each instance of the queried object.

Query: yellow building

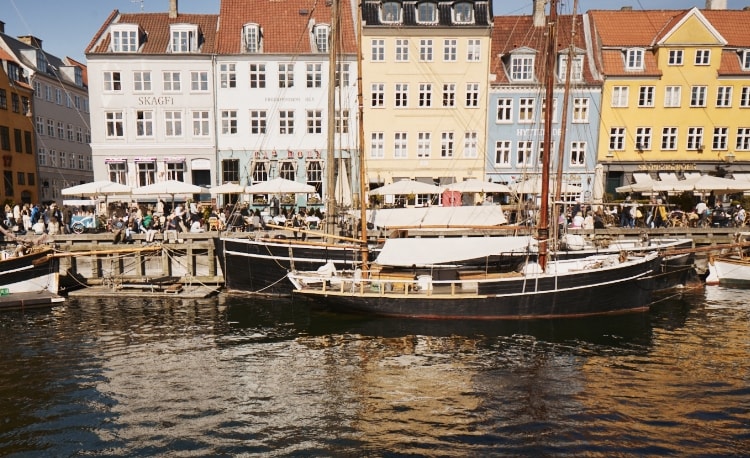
[0,48,37,205]
[589,7,750,192]
[360,0,493,201]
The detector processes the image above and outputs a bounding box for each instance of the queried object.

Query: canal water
[0,287,747,456]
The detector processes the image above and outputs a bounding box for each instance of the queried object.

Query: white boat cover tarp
[374,236,537,266]
[357,205,507,229]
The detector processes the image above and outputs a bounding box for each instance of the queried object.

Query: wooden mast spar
[538,0,559,270]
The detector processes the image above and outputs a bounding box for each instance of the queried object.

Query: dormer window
[36,53,47,73]
[111,24,140,52]
[510,54,534,82]
[243,23,261,53]
[453,2,474,24]
[313,24,330,53]
[417,2,438,24]
[170,24,199,53]
[381,2,402,23]
[741,50,750,71]
[74,67,83,87]
[558,54,583,81]
[625,48,644,70]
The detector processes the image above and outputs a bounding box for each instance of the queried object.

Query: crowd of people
[2,199,323,242]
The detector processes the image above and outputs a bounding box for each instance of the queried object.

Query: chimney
[621,6,633,11]
[705,0,727,9]
[18,35,43,49]
[533,0,546,28]
[0,21,5,34]
[169,0,179,19]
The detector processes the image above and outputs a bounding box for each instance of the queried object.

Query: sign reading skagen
[636,163,698,171]
[138,96,176,105]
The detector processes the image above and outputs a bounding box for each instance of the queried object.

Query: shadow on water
[221,294,658,350]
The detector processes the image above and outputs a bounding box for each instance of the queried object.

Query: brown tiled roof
[216,0,357,55]
[588,10,686,48]
[600,49,662,77]
[88,11,219,54]
[490,14,596,85]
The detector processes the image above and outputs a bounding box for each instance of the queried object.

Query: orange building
[0,48,37,205]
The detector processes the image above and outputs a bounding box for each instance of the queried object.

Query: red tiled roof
[88,11,219,54]
[216,0,357,55]
[490,14,597,85]
[589,8,750,77]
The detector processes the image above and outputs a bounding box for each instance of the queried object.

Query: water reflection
[0,290,746,456]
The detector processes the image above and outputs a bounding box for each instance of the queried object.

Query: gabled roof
[588,9,686,48]
[87,11,219,55]
[216,0,357,55]
[490,14,597,85]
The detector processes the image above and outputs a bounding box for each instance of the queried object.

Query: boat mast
[539,0,559,270]
[552,0,578,244]
[325,0,340,237]
[356,0,369,271]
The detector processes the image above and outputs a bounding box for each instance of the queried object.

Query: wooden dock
[0,291,65,312]
[7,227,744,299]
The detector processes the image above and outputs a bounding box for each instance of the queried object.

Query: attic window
[314,24,330,53]
[417,2,438,24]
[741,50,750,71]
[381,2,402,23]
[36,53,47,73]
[170,24,199,53]
[558,54,583,81]
[243,24,262,53]
[111,24,140,52]
[453,2,474,24]
[625,48,644,70]
[510,55,534,82]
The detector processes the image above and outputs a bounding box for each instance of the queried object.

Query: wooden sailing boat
[286,0,666,319]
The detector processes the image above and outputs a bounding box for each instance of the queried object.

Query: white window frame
[163,71,181,92]
[661,127,678,150]
[417,132,431,158]
[105,111,124,138]
[665,86,681,107]
[394,132,408,159]
[612,86,629,107]
[635,127,652,151]
[690,86,707,107]
[517,141,533,165]
[695,49,711,65]
[220,63,237,89]
[443,39,457,62]
[638,86,654,107]
[464,131,478,158]
[103,71,122,92]
[496,98,512,123]
[164,110,183,137]
[371,39,385,61]
[716,86,732,107]
[467,39,480,62]
[191,71,209,92]
[133,71,152,92]
[419,39,433,62]
[572,97,589,123]
[250,110,267,134]
[418,83,432,107]
[442,83,456,107]
[737,127,750,151]
[686,126,704,150]
[371,83,385,108]
[465,83,479,108]
[713,127,728,151]
[569,141,586,167]
[441,132,454,158]
[395,39,409,62]
[510,55,534,82]
[518,98,535,123]
[609,127,625,151]
[395,83,408,108]
[192,110,210,137]
[279,110,294,134]
[370,132,385,158]
[494,140,511,167]
[221,110,238,134]
[625,48,644,70]
[136,110,154,138]
[243,23,261,53]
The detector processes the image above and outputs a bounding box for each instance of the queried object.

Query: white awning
[374,236,537,266]
[357,205,507,229]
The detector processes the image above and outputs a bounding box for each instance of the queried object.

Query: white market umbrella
[369,179,443,196]
[61,180,131,197]
[209,182,247,195]
[132,180,205,196]
[444,179,510,194]
[245,177,316,194]
[512,178,582,195]
[684,174,750,194]
[132,180,206,209]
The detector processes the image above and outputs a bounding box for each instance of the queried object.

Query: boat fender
[316,261,337,277]
[619,251,628,263]
[560,233,585,251]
